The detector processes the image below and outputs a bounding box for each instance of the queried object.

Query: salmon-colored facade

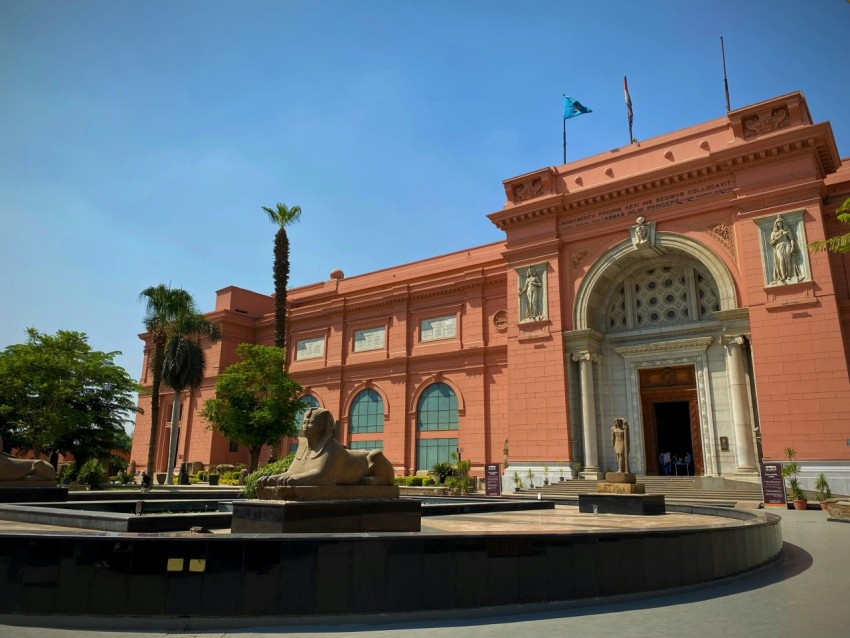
[130,92,850,493]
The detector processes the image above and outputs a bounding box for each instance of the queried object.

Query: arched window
[417,382,458,431]
[607,263,720,332]
[349,389,384,434]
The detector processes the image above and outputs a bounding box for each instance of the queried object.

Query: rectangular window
[289,442,299,454]
[295,337,325,361]
[353,327,385,352]
[228,440,239,453]
[420,315,456,342]
[416,438,457,471]
[349,440,383,450]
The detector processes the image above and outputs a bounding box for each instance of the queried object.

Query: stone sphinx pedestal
[231,486,421,533]
[578,472,666,515]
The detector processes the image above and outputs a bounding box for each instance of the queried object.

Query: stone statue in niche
[634,217,649,246]
[768,216,803,283]
[611,418,630,474]
[258,407,394,487]
[518,265,544,321]
[0,436,56,482]
[631,216,656,249]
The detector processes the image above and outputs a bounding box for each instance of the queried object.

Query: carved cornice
[713,308,750,322]
[614,336,714,358]
[735,186,824,215]
[502,238,561,263]
[503,167,558,205]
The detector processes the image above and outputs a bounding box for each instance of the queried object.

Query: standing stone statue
[611,418,630,474]
[518,266,543,321]
[769,216,802,283]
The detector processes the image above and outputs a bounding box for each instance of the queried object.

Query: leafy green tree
[0,328,141,467]
[161,312,221,478]
[809,197,850,254]
[261,202,302,351]
[139,284,195,476]
[200,343,303,471]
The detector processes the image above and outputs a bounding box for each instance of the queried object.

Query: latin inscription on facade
[421,316,457,342]
[296,337,325,360]
[353,327,385,352]
[559,178,734,232]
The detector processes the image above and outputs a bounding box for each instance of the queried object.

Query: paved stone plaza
[1,507,847,637]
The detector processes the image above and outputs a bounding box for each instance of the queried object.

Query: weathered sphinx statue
[0,436,56,482]
[259,407,394,488]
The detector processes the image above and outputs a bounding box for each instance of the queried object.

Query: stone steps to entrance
[516,476,763,506]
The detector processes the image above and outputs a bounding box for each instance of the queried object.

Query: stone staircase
[517,476,764,507]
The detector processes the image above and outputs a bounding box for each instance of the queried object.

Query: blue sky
[1,0,848,418]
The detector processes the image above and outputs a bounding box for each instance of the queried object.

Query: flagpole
[563,116,567,164]
[721,36,731,112]
[624,76,634,144]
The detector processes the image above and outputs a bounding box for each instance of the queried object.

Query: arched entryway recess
[565,232,759,477]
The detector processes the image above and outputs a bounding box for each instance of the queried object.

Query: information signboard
[760,462,787,506]
[484,463,501,496]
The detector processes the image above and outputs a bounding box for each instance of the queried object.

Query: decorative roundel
[493,310,508,332]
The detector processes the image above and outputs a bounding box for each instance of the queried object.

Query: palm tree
[139,285,195,478]
[261,202,302,350]
[162,312,221,480]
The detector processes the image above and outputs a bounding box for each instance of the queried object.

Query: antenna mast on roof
[721,36,731,112]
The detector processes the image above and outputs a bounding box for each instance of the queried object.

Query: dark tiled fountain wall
[0,512,782,619]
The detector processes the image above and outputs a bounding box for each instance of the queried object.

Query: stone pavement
[1,508,848,638]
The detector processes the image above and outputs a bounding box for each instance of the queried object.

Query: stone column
[724,336,757,472]
[572,352,601,472]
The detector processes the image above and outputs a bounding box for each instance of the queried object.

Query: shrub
[77,458,107,489]
[59,463,77,485]
[422,477,435,487]
[430,462,453,484]
[242,454,295,498]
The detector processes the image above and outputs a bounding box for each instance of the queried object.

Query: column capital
[721,334,747,349]
[571,352,602,363]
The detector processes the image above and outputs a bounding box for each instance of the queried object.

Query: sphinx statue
[259,407,394,488]
[0,436,56,482]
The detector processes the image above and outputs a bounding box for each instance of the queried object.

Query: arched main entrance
[566,231,758,477]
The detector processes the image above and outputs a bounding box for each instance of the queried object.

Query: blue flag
[563,96,592,120]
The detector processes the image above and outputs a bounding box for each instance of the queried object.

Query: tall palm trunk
[274,227,290,351]
[166,389,182,481]
[145,335,166,476]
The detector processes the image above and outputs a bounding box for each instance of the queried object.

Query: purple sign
[760,462,787,506]
[484,463,501,497]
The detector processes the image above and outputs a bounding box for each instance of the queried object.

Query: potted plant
[526,467,534,489]
[573,462,583,479]
[816,473,832,510]
[512,471,523,492]
[558,461,565,481]
[430,461,453,485]
[155,472,167,485]
[207,471,220,486]
[543,465,550,486]
[781,447,807,510]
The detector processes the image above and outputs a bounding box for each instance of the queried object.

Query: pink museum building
[130,92,850,493]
